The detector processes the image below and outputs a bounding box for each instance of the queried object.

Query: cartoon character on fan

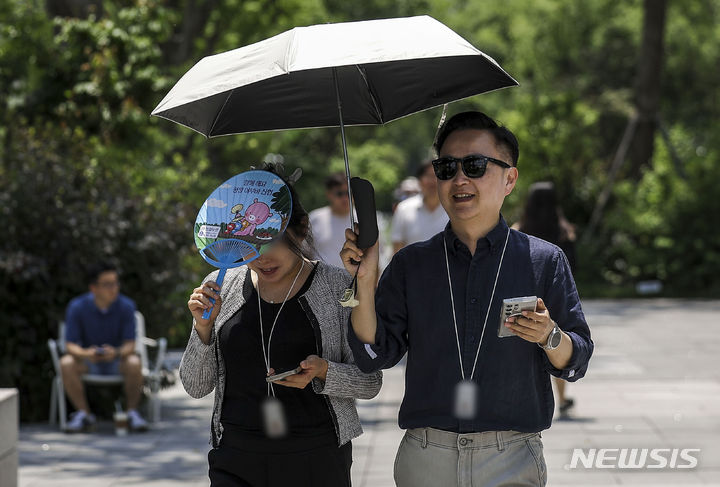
[231,199,272,236]
[226,203,248,235]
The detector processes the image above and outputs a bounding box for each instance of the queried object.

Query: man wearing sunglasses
[341,111,593,486]
[309,173,352,268]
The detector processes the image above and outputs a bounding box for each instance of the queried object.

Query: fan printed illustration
[194,170,292,318]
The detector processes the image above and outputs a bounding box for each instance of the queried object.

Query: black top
[348,216,593,433]
[220,264,335,436]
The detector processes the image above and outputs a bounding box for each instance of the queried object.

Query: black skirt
[208,424,352,487]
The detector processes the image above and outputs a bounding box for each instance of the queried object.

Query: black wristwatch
[539,321,562,351]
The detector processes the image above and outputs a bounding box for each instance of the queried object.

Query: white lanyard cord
[443,228,510,381]
[258,260,305,397]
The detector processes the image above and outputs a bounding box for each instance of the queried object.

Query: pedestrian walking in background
[391,160,448,254]
[514,181,578,417]
[310,171,390,274]
[391,176,421,213]
[308,173,351,269]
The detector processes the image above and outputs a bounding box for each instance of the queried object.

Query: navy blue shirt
[65,293,136,348]
[348,217,593,433]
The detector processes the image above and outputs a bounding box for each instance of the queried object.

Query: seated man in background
[60,262,148,433]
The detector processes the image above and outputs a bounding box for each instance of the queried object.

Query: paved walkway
[18,299,720,486]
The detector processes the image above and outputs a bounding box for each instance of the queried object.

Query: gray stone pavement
[17,299,720,486]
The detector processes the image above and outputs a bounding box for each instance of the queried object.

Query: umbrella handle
[350,177,378,249]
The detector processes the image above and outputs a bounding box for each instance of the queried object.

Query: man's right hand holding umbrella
[340,227,380,344]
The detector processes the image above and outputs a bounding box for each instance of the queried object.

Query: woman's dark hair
[434,111,519,166]
[256,162,316,260]
[518,182,575,244]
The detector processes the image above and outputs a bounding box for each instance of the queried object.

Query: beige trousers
[394,427,547,487]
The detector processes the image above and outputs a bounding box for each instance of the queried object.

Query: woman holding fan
[181,163,382,487]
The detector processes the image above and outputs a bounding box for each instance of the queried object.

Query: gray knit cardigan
[179,262,383,448]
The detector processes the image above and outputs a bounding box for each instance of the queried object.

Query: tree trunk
[629,0,668,178]
[161,0,219,66]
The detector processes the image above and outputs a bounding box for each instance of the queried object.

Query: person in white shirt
[391,161,448,253]
[309,173,351,269]
[392,177,421,213]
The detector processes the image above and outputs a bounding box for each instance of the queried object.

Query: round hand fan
[194,170,292,318]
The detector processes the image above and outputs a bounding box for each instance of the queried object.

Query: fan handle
[202,267,227,320]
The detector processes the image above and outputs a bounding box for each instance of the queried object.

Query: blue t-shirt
[65,293,136,348]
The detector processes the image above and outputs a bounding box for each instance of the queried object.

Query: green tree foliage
[2,0,719,421]
[430,0,720,297]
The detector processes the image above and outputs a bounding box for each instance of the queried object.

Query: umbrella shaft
[333,67,356,231]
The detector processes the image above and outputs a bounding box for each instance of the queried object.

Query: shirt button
[471,298,477,304]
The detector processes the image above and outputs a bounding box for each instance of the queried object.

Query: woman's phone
[266,366,303,383]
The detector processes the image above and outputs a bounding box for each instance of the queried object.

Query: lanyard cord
[258,260,305,397]
[443,228,510,381]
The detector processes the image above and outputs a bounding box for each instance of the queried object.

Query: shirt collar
[443,215,509,256]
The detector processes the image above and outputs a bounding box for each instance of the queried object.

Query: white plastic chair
[48,310,167,430]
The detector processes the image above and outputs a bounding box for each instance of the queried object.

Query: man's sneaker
[65,411,96,433]
[127,409,149,432]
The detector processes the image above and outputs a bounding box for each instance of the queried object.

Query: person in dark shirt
[61,262,147,433]
[341,111,593,486]
[515,181,579,416]
[182,163,381,487]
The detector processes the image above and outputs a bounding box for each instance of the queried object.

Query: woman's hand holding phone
[269,355,328,389]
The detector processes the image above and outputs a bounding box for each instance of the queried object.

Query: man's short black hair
[86,261,118,285]
[433,111,519,166]
[415,159,434,179]
[325,172,347,190]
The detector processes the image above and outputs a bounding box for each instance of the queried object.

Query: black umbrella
[152,15,517,227]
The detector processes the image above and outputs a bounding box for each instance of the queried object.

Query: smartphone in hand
[498,296,538,338]
[266,366,303,383]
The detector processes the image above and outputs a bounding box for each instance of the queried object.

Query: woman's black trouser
[208,424,352,487]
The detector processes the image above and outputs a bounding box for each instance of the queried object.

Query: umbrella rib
[207,89,236,136]
[283,28,297,72]
[355,65,383,123]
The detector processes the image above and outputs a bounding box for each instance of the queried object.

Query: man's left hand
[504,297,554,346]
[270,355,328,389]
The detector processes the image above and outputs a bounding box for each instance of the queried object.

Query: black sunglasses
[431,154,512,180]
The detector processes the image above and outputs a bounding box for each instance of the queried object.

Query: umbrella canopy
[151,15,517,137]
